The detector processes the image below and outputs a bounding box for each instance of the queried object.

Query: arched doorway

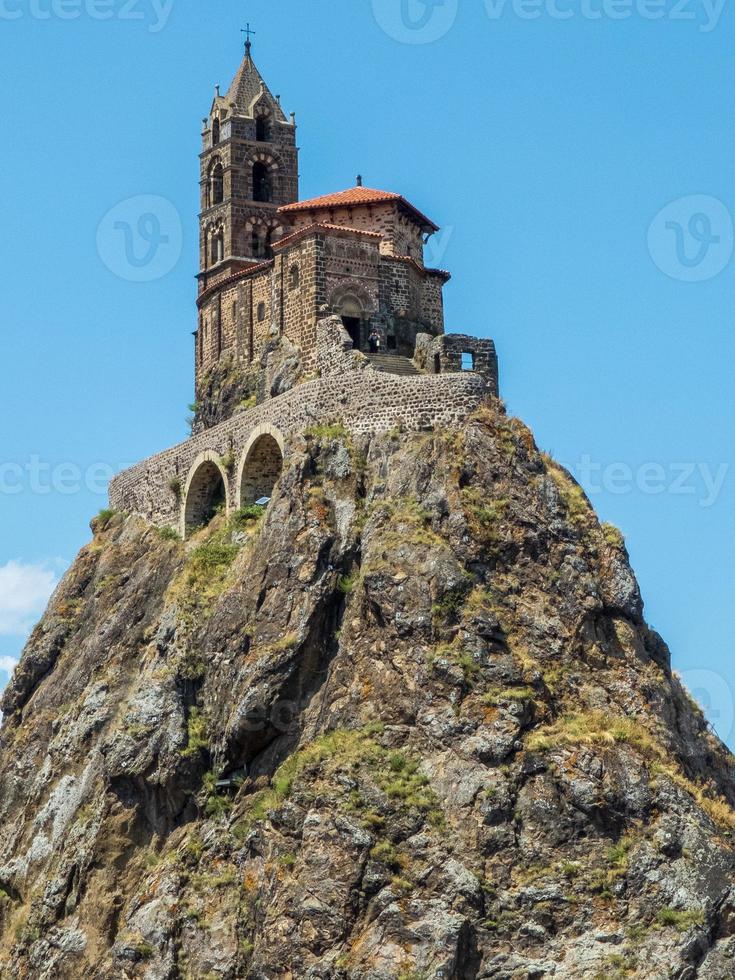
[183,456,229,536]
[328,283,375,353]
[238,428,285,507]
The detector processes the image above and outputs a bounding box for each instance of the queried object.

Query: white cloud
[0,656,19,675]
[0,561,58,637]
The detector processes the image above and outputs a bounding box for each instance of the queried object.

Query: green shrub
[168,476,182,499]
[338,571,361,594]
[231,505,266,529]
[602,522,626,550]
[182,708,208,758]
[657,907,705,931]
[157,526,180,542]
[370,839,400,868]
[188,540,239,576]
[305,422,349,442]
[95,509,117,531]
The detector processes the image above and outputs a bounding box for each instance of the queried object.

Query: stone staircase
[366,354,421,377]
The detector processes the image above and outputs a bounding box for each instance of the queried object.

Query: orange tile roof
[278,186,439,232]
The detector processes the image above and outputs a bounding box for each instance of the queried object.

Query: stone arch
[237,425,285,508]
[208,158,224,207]
[249,150,280,173]
[328,281,376,318]
[182,451,230,537]
[328,282,377,352]
[243,217,284,260]
[210,224,225,264]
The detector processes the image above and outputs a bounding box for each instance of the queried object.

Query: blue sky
[0,0,732,743]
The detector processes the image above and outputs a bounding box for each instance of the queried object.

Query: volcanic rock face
[1,401,734,979]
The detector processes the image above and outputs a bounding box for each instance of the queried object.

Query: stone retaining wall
[109,367,490,532]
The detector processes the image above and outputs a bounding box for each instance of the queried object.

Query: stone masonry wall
[415,332,499,392]
[109,317,492,533]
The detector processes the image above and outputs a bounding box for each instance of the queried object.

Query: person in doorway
[369,329,381,354]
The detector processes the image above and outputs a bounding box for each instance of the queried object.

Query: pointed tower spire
[225,34,287,121]
[241,23,255,59]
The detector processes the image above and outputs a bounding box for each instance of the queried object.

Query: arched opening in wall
[253,162,272,203]
[329,284,375,354]
[184,460,227,535]
[212,118,221,145]
[240,435,284,507]
[251,227,273,259]
[211,232,224,265]
[256,114,271,142]
[338,296,366,351]
[210,162,224,206]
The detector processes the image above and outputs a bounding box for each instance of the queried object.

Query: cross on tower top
[241,23,256,56]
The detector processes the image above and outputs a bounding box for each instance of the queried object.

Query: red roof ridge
[278,186,439,232]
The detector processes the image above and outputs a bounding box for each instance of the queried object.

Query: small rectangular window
[461,352,475,372]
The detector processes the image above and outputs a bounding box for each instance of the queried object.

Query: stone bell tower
[198,37,299,294]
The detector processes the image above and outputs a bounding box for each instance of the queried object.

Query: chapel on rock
[109,43,499,536]
[194,42,496,425]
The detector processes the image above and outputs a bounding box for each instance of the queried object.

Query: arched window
[256,115,271,142]
[257,302,266,322]
[289,265,300,290]
[212,118,220,145]
[211,232,223,264]
[210,162,224,206]
[253,162,271,203]
[251,227,274,260]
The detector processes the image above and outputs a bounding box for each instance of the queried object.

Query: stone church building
[195,44,495,415]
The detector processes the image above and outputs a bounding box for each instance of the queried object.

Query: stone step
[366,354,421,377]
